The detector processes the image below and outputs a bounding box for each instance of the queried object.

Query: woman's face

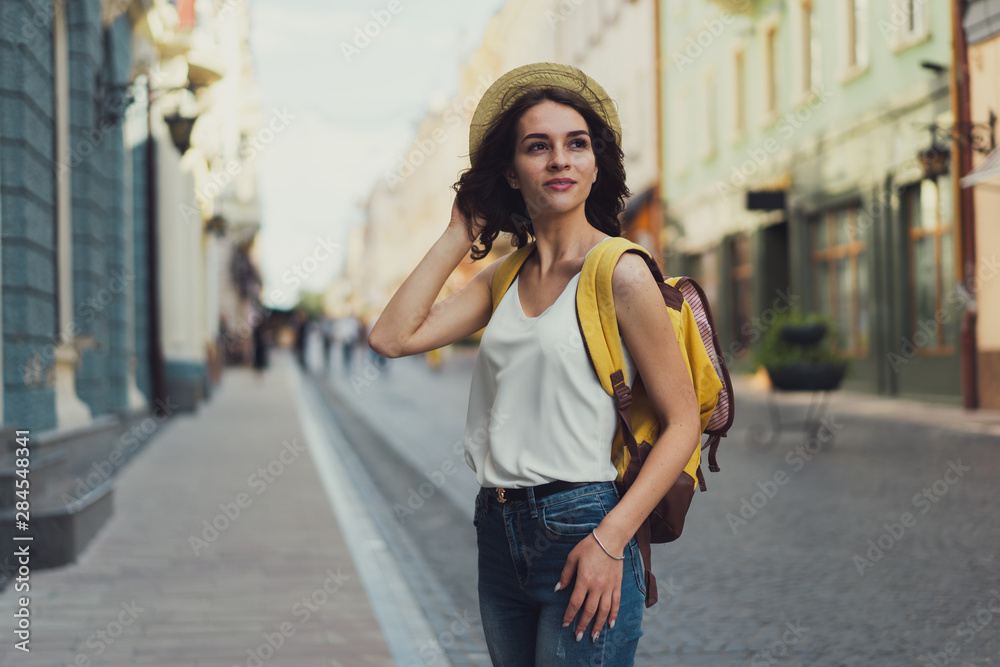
[507,100,597,219]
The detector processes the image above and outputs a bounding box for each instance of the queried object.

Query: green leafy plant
[753,309,848,370]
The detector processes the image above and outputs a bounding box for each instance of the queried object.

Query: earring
[592,174,597,183]
[510,181,517,188]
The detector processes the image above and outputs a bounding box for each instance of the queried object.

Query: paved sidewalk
[732,371,1000,436]
[0,351,394,666]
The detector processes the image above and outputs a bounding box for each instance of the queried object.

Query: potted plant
[754,310,849,391]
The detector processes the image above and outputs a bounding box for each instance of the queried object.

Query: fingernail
[591,633,599,643]
[554,582,561,593]
[575,631,583,643]
[609,619,616,629]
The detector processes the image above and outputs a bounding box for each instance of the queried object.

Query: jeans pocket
[628,538,647,598]
[473,492,485,534]
[539,494,607,543]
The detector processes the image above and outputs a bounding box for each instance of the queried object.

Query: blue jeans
[474,482,645,666]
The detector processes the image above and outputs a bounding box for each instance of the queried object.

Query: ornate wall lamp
[918,111,996,180]
[101,79,203,154]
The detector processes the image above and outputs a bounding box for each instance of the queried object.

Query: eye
[527,142,548,152]
[570,138,590,149]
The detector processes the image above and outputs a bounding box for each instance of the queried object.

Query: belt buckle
[496,487,508,505]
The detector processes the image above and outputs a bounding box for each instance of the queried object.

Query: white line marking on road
[288,355,448,667]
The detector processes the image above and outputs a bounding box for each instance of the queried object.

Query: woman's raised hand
[449,196,486,242]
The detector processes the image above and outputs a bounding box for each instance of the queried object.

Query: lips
[544,178,576,191]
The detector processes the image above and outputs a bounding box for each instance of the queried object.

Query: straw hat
[468,62,621,164]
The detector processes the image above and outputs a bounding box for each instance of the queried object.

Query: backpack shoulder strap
[490,243,536,314]
[577,237,663,394]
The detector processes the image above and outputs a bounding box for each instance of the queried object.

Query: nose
[547,145,570,170]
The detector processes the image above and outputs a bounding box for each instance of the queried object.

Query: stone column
[52,0,92,429]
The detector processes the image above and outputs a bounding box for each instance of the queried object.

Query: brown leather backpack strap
[636,520,657,607]
[706,433,721,472]
[695,465,707,492]
[610,369,644,483]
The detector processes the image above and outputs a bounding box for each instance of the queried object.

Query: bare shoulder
[471,253,510,287]
[611,251,656,300]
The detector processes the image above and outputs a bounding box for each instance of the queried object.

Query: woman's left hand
[556,531,624,642]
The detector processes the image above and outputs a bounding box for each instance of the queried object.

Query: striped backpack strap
[666,276,736,473]
[490,243,536,314]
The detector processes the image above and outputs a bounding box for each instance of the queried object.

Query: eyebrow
[520,130,591,144]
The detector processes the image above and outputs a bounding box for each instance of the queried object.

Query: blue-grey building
[0,0,176,570]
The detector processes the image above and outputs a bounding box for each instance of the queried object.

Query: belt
[484,480,602,505]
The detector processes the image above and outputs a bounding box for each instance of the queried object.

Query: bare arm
[368,201,502,358]
[558,252,702,639]
[595,253,702,542]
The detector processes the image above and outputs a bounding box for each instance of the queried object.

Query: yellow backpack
[491,236,735,607]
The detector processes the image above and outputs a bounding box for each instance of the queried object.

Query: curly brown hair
[454,86,630,260]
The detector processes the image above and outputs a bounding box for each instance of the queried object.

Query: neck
[530,207,605,274]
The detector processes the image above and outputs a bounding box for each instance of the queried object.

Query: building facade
[962,0,1000,410]
[0,0,261,568]
[661,0,966,402]
[360,0,662,320]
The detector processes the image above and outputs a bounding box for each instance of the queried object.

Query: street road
[307,345,1000,666]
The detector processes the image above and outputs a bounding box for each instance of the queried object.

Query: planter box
[766,362,847,391]
[779,323,828,345]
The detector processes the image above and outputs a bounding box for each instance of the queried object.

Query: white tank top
[463,240,637,488]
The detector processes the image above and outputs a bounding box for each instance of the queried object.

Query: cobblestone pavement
[0,352,394,666]
[323,346,1000,666]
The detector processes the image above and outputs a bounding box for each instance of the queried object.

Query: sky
[248,0,506,308]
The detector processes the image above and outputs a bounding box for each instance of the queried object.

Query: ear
[505,167,519,189]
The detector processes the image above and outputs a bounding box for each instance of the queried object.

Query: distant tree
[295,291,325,320]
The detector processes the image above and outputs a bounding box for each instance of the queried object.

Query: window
[764,25,779,118]
[673,86,689,174]
[901,0,927,40]
[733,49,746,139]
[729,233,754,354]
[701,69,717,159]
[799,1,821,96]
[903,176,957,351]
[889,0,929,49]
[810,207,870,356]
[845,0,869,71]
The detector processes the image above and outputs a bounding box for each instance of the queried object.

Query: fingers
[586,592,613,643]
[609,585,621,630]
[565,569,620,641]
[558,553,581,628]
[560,540,624,642]
[555,552,577,597]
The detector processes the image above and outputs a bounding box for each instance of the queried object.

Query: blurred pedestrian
[335,315,360,371]
[293,309,308,369]
[320,315,334,370]
[368,63,700,665]
[252,320,269,376]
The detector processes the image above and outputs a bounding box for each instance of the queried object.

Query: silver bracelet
[591,529,624,561]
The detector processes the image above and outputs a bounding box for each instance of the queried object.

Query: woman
[369,63,700,666]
